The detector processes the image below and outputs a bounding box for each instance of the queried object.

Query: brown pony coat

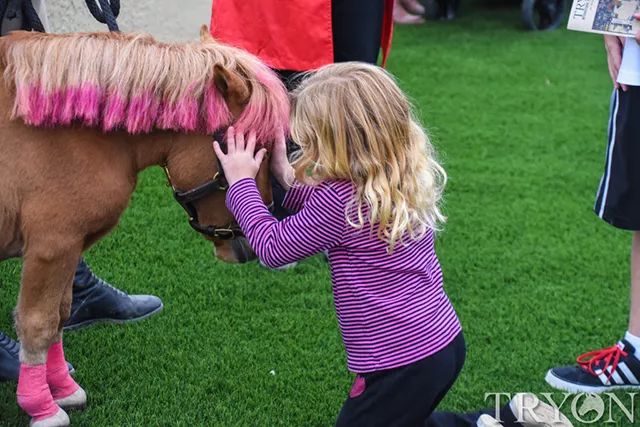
[0,26,283,423]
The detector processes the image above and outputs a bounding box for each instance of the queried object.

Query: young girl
[213,62,571,427]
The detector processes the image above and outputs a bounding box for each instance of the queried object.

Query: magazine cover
[568,0,640,36]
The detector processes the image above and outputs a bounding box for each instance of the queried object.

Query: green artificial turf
[0,5,636,426]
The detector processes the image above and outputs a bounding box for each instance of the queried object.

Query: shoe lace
[0,331,20,357]
[577,344,628,382]
[99,279,128,297]
[78,259,128,298]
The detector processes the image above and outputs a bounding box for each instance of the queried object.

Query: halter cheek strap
[163,163,244,240]
[164,139,274,241]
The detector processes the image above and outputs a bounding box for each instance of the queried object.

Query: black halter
[163,160,244,240]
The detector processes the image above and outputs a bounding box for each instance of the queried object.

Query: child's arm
[226,178,344,268]
[281,182,316,213]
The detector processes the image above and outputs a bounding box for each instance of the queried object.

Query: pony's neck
[128,132,216,190]
[128,131,176,173]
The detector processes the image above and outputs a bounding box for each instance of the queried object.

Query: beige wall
[46,0,211,41]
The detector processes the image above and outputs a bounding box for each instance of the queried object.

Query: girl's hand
[213,127,267,187]
[270,128,295,191]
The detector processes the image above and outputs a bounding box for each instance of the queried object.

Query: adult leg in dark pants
[331,0,385,64]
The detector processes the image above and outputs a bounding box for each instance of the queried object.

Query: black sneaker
[64,259,163,331]
[0,331,74,382]
[546,339,640,393]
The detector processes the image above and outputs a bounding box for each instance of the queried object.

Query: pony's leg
[47,282,86,411]
[15,242,81,426]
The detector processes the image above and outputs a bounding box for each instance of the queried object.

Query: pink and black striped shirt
[226,178,461,373]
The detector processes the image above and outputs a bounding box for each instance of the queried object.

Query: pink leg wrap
[17,363,59,421]
[46,340,79,400]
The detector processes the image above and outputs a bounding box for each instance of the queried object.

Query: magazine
[567,0,640,36]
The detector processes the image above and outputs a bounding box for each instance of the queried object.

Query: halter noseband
[163,160,244,240]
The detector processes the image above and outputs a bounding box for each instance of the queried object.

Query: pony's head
[164,132,270,264]
[0,26,290,263]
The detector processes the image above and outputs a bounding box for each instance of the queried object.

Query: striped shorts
[594,87,640,230]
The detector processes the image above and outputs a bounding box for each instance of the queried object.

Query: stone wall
[46,0,211,41]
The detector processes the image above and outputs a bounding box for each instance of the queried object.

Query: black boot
[0,331,19,382]
[64,259,163,331]
[0,331,74,382]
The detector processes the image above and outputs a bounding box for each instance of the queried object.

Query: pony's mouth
[230,237,255,263]
[212,237,256,264]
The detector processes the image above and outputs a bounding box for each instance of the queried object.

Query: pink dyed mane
[0,30,289,143]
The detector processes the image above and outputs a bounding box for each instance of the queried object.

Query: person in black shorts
[545,32,640,393]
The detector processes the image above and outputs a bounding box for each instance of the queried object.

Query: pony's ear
[200,25,214,43]
[214,64,250,113]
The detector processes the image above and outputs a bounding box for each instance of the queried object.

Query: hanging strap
[84,0,120,32]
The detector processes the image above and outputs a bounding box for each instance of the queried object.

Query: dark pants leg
[331,0,385,64]
[335,334,520,427]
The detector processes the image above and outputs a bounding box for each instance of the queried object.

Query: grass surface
[0,5,635,426]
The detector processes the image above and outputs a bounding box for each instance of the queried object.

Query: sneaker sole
[545,369,640,394]
[510,392,574,426]
[477,414,502,427]
[63,303,164,332]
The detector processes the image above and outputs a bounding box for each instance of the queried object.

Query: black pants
[336,334,520,427]
[331,0,385,64]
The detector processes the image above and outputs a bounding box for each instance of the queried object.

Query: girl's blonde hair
[290,62,447,251]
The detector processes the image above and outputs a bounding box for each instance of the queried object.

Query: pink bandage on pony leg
[17,363,59,420]
[46,340,79,400]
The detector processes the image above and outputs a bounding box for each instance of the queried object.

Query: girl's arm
[281,182,316,213]
[226,178,344,268]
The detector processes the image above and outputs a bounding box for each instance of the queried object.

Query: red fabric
[210,0,394,71]
[381,0,395,67]
[211,0,333,71]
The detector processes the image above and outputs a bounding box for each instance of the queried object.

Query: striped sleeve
[226,178,345,268]
[282,182,315,213]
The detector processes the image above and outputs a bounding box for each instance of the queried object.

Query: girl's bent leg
[335,334,466,427]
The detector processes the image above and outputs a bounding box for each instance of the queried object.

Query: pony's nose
[230,237,256,263]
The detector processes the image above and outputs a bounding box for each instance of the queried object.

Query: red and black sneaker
[546,339,640,393]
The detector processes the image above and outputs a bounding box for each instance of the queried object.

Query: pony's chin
[213,237,255,264]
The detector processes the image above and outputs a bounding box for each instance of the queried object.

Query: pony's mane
[0,30,289,143]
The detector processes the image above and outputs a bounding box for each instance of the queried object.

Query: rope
[84,0,120,32]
